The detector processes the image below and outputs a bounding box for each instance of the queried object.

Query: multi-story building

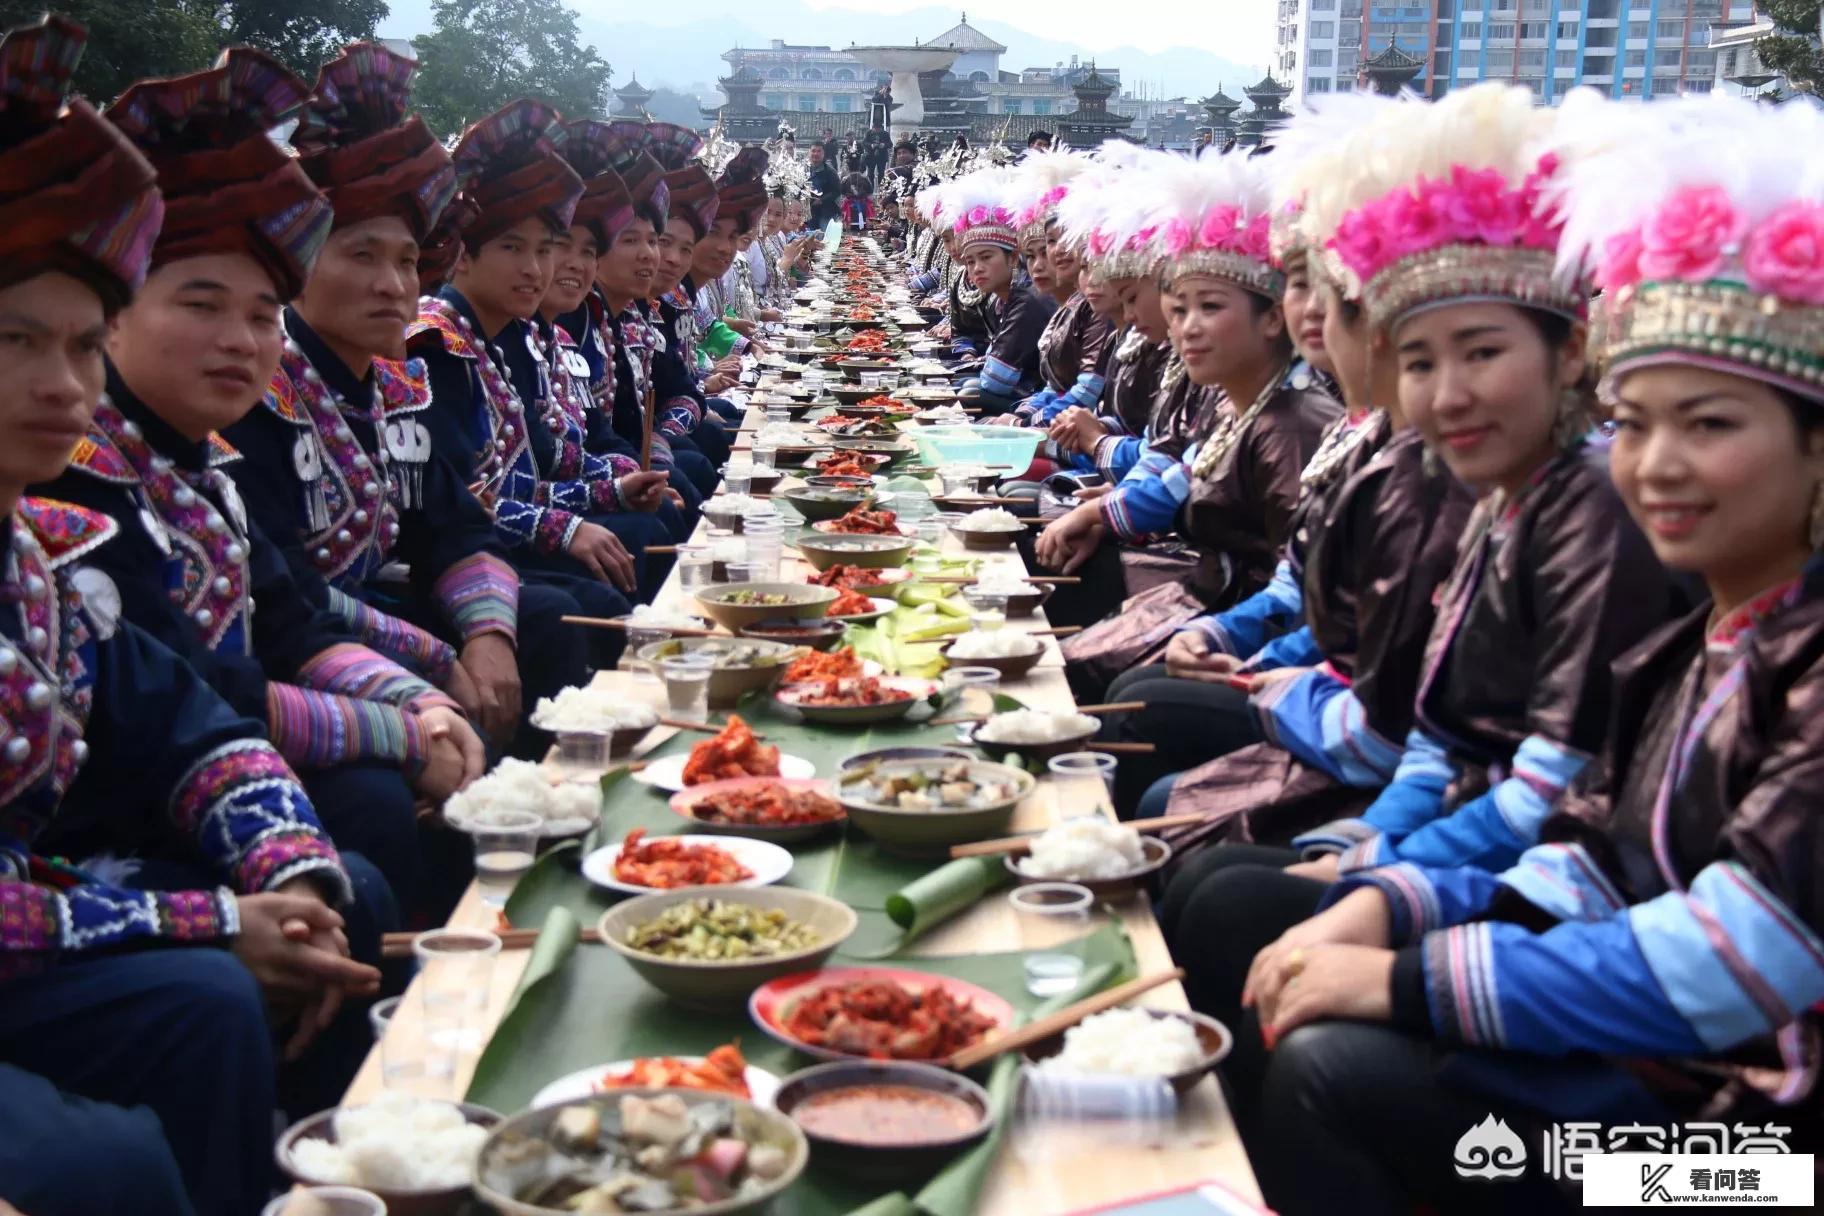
[1280,0,1751,108]
[723,16,1122,121]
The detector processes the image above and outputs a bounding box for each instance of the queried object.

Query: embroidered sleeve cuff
[1421,923,1504,1047]
[266,684,428,768]
[296,643,439,708]
[1291,816,1379,858]
[325,589,460,684]
[434,552,519,645]
[591,478,624,513]
[0,881,241,963]
[1329,863,1445,944]
[530,509,579,556]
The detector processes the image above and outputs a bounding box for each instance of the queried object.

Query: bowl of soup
[772,1061,995,1182]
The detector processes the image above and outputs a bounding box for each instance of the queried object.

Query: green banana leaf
[465,915,1136,1216]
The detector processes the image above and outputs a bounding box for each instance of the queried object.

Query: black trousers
[1016,531,1128,630]
[1099,665,1262,818]
[1256,1023,1595,1216]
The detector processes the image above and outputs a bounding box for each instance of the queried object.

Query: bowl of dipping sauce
[773,1061,995,1182]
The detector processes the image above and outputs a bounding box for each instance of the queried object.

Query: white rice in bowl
[626,603,709,631]
[956,507,1023,533]
[947,630,1043,660]
[288,1092,489,1191]
[530,686,660,734]
[444,758,600,831]
[1018,817,1147,880]
[975,709,1098,745]
[1034,1008,1206,1078]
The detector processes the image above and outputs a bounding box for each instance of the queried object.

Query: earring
[1552,387,1588,451]
[1809,482,1824,551]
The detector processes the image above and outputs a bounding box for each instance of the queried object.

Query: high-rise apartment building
[1278,0,1750,109]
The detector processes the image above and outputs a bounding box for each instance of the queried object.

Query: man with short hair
[806,142,842,228]
[1026,129,1053,155]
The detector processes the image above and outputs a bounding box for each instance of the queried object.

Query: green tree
[410,0,613,138]
[1756,0,1823,93]
[206,0,390,79]
[0,1,389,105]
[0,0,215,103]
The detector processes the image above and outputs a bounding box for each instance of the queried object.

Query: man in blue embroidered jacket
[0,22,378,1216]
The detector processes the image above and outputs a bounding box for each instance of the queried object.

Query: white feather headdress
[1125,148,1280,295]
[1547,92,1824,400]
[943,167,1019,253]
[1003,148,1093,242]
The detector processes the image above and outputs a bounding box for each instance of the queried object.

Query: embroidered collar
[1707,576,1805,654]
[89,393,250,651]
[285,309,374,405]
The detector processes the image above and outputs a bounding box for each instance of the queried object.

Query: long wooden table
[342,400,1260,1213]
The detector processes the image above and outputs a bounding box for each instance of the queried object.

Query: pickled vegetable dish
[624,899,821,960]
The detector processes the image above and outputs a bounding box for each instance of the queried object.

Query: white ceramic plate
[632,752,817,794]
[531,1059,783,1110]
[581,834,795,895]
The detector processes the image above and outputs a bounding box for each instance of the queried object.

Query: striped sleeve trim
[266,683,428,768]
[296,642,439,708]
[1292,816,1379,858]
[324,588,458,683]
[1424,923,1507,1046]
[1631,861,1824,1051]
[1348,863,1445,944]
[432,552,518,643]
[1499,842,1628,925]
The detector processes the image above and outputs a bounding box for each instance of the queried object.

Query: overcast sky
[802,0,1275,60]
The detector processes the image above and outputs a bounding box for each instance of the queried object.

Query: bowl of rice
[939,631,1044,680]
[950,508,1025,551]
[1022,1006,1232,1095]
[529,686,660,758]
[963,574,1051,619]
[1006,818,1174,899]
[443,758,603,840]
[278,1094,503,1216]
[704,493,768,534]
[969,709,1101,764]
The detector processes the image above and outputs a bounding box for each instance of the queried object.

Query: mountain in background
[377,1,1265,103]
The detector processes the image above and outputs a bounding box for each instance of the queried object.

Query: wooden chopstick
[1084,741,1156,755]
[381,926,606,960]
[1025,626,1083,638]
[561,616,724,639]
[948,812,1214,859]
[1073,701,1146,715]
[915,575,1079,586]
[946,969,1187,1070]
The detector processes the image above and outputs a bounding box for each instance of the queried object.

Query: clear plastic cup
[724,467,753,495]
[1048,752,1120,815]
[1008,882,1094,996]
[754,438,780,469]
[677,545,713,591]
[660,655,715,724]
[1011,1066,1178,1165]
[724,561,763,583]
[915,517,948,547]
[467,809,540,907]
[367,994,448,1092]
[944,664,1002,718]
[411,928,500,1052]
[262,1187,389,1216]
[625,626,669,679]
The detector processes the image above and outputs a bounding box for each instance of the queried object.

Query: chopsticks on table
[1025,626,1082,638]
[948,812,1214,859]
[560,615,723,639]
[380,925,606,960]
[945,969,1187,1071]
[915,575,1081,586]
[1073,702,1147,715]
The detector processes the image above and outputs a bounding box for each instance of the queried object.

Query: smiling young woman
[1206,91,1824,1216]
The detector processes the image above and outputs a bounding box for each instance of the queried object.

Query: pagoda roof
[1244,72,1290,98]
[927,14,1006,53]
[1361,43,1425,72]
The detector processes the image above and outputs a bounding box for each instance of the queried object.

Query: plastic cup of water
[724,561,763,583]
[660,655,715,724]
[1047,751,1120,814]
[1009,882,1094,996]
[944,665,1002,717]
[468,809,540,907]
[677,545,713,591]
[411,928,500,1052]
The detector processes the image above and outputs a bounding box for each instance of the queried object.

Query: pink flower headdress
[1053,143,1174,283]
[1550,92,1824,401]
[1274,83,1582,328]
[1004,148,1092,246]
[944,168,1019,255]
[1130,148,1280,297]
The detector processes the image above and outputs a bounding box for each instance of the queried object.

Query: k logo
[1454,1114,1529,1181]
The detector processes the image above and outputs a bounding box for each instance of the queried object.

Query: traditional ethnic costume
[1245,91,1824,1216]
[223,45,581,765]
[1170,86,1683,1187]
[942,176,1058,410]
[410,100,660,659]
[0,21,358,1215]
[1059,151,1341,699]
